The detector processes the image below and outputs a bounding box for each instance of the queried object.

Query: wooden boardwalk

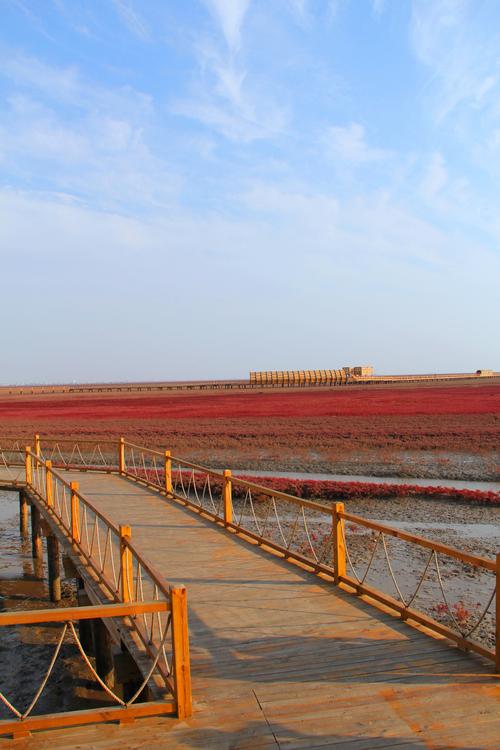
[1,468,499,749]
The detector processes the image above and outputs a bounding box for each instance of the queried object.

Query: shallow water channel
[233,469,500,493]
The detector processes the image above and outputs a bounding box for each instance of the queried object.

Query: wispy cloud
[202,0,251,51]
[111,0,150,40]
[172,2,287,142]
[0,52,175,211]
[322,123,389,163]
[2,52,152,116]
[172,41,287,143]
[411,0,500,122]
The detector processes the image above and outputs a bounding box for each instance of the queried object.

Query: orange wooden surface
[0,467,499,748]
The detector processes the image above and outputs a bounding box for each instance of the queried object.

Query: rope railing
[0,601,176,739]
[0,439,26,483]
[4,436,498,672]
[0,435,118,472]
[337,511,497,661]
[121,441,336,566]
[120,439,499,670]
[36,435,118,471]
[5,447,192,738]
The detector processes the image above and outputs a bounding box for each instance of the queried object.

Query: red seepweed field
[1,382,499,420]
[0,380,499,482]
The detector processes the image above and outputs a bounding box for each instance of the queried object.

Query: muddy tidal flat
[0,490,112,720]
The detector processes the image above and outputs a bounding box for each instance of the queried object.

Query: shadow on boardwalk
[165,720,489,750]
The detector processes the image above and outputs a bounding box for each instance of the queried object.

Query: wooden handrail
[229,474,334,513]
[30,452,121,535]
[338,573,496,662]
[0,600,169,626]
[14,434,498,670]
[124,442,335,513]
[340,511,496,571]
[124,440,226,479]
[26,438,497,576]
[118,436,497,667]
[124,536,171,597]
[121,438,495,571]
[19,446,192,725]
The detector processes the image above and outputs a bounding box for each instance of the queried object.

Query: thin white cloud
[202,0,251,51]
[323,123,389,163]
[411,0,500,122]
[173,9,287,142]
[112,0,150,40]
[2,52,152,117]
[174,94,286,143]
[0,53,175,210]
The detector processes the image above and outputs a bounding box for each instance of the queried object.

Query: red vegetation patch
[1,384,498,465]
[164,471,500,505]
[234,476,500,506]
[0,383,499,421]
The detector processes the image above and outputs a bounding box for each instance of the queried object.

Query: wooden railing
[0,447,192,738]
[0,601,174,739]
[1,435,498,673]
[0,438,26,483]
[120,440,499,671]
[35,435,119,471]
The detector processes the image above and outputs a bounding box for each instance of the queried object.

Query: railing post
[34,433,41,458]
[70,482,80,543]
[118,437,125,475]
[223,469,232,526]
[25,446,32,486]
[170,586,192,719]
[45,460,53,508]
[120,525,133,602]
[164,450,172,496]
[332,502,346,585]
[496,553,500,673]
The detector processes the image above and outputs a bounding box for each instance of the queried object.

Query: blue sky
[1,0,499,383]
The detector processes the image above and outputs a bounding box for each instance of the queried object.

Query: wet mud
[0,490,111,722]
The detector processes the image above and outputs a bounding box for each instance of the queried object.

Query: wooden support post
[47,534,61,603]
[62,554,78,578]
[31,505,43,560]
[120,525,133,602]
[70,482,80,543]
[113,649,145,702]
[77,581,94,655]
[332,502,346,585]
[34,433,41,458]
[223,469,232,526]
[164,450,172,496]
[496,553,500,674]
[118,437,125,475]
[25,446,32,486]
[93,618,115,687]
[45,460,53,508]
[19,490,29,537]
[171,586,192,719]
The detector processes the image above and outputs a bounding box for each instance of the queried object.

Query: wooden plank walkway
[1,469,499,749]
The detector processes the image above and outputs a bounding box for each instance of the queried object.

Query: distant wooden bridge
[0,436,498,748]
